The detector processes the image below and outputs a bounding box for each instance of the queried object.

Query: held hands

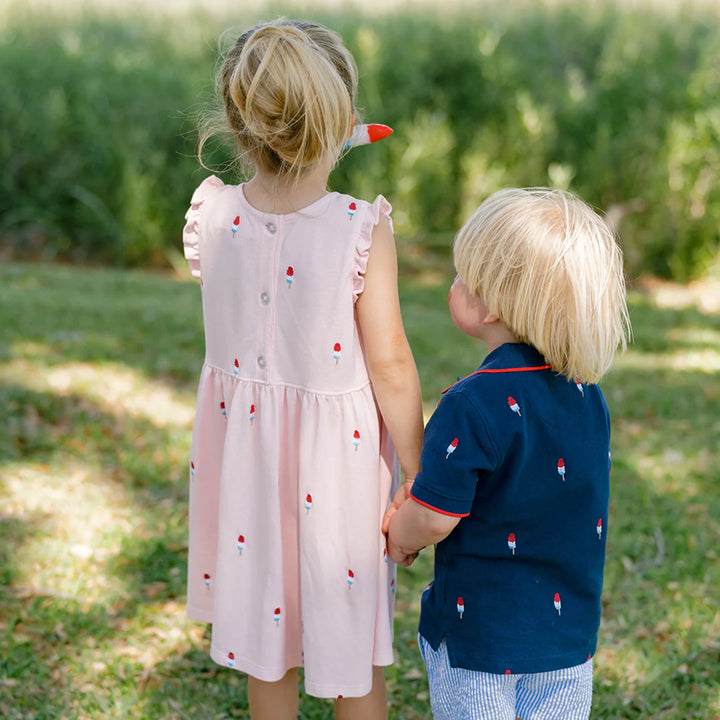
[382,479,414,533]
[386,531,420,567]
[384,480,421,567]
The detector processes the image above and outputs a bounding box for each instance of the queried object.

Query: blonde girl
[387,189,630,720]
[183,19,424,720]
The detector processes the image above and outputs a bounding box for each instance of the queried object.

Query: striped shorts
[418,635,593,720]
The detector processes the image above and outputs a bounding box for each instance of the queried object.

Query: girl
[182,19,424,720]
[387,188,631,720]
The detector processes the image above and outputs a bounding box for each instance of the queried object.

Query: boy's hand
[386,527,420,567]
[382,480,414,534]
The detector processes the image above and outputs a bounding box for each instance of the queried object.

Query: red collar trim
[441,364,552,394]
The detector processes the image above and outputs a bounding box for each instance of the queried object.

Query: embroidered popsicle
[575,379,584,396]
[233,358,239,376]
[344,123,393,150]
[508,396,522,416]
[457,597,464,619]
[203,573,211,589]
[273,607,281,625]
[597,519,603,539]
[220,401,226,417]
[446,438,458,459]
[231,215,240,236]
[227,652,235,667]
[304,493,312,514]
[249,404,255,423]
[333,343,342,364]
[353,429,360,451]
[190,460,195,479]
[508,532,516,555]
[286,266,294,288]
[347,202,357,220]
[347,569,354,589]
[557,458,566,481]
[237,534,245,553]
[554,593,562,615]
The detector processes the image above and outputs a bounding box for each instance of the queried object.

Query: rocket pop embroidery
[353,430,360,451]
[508,532,516,555]
[237,535,245,554]
[554,593,562,616]
[347,569,355,589]
[231,215,240,236]
[304,493,312,514]
[249,404,256,423]
[273,607,281,625]
[508,396,522,416]
[333,343,342,364]
[575,379,584,396]
[597,519,603,539]
[446,438,459,459]
[557,458,566,481]
[347,202,357,220]
[203,573,211,589]
[220,401,226,417]
[457,597,464,619]
[190,460,195,479]
[286,266,294,288]
[233,358,239,376]
[227,652,235,667]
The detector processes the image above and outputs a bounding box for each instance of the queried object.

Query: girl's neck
[243,165,331,215]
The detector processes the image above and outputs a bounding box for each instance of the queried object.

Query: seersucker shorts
[418,635,593,720]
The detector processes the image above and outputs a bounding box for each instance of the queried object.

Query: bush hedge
[1,3,718,279]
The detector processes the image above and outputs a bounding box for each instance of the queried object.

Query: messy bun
[209,19,357,177]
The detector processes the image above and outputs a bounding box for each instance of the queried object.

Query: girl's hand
[382,479,414,534]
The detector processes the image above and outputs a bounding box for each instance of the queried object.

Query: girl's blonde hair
[454,188,631,384]
[200,18,357,178]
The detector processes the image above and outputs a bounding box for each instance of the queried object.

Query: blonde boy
[387,188,630,720]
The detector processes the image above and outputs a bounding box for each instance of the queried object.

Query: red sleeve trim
[410,493,470,518]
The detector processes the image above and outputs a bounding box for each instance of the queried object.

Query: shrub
[1,3,718,279]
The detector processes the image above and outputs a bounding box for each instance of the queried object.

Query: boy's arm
[387,496,461,566]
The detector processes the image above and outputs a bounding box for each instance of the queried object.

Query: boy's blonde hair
[454,188,630,384]
[202,19,357,178]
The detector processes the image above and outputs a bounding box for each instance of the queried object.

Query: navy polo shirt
[412,343,610,675]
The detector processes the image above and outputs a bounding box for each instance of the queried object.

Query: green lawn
[1,261,719,719]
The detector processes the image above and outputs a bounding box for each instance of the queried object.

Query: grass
[1,260,720,719]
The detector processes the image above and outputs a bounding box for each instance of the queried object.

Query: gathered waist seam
[202,360,372,398]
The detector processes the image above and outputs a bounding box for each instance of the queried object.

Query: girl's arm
[387,497,461,566]
[356,214,424,490]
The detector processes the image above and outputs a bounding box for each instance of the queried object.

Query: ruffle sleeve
[182,175,225,280]
[352,194,393,302]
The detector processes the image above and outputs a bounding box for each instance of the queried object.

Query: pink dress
[182,176,398,698]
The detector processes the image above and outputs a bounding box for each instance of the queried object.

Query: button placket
[257,216,278,377]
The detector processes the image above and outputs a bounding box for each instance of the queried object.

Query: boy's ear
[482,313,500,325]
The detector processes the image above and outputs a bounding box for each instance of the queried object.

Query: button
[260,291,270,305]
[257,355,267,369]
[265,221,277,234]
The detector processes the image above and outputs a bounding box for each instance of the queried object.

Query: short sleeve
[352,194,393,302]
[410,390,499,517]
[182,175,225,280]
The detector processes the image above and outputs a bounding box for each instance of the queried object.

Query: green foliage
[1,3,719,278]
